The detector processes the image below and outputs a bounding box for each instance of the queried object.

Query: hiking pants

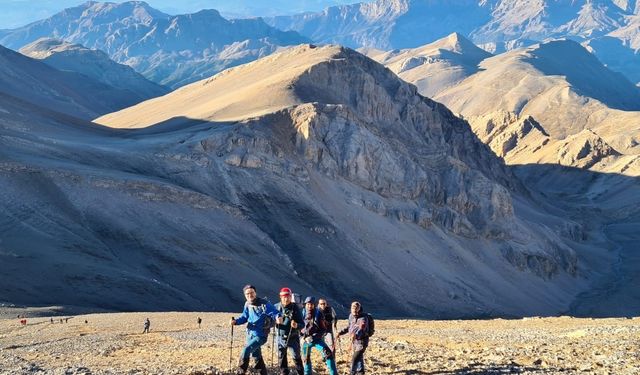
[238,332,268,374]
[278,335,303,375]
[351,347,366,374]
[301,339,337,375]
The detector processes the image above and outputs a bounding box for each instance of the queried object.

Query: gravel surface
[1,312,639,374]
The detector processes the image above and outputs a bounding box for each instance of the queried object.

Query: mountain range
[267,0,640,85]
[1,1,639,317]
[370,33,640,176]
[0,1,309,88]
[1,1,639,87]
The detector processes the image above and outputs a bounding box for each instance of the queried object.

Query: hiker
[318,298,338,352]
[50,318,54,324]
[197,316,202,328]
[337,301,370,375]
[300,296,337,375]
[231,284,282,375]
[275,287,304,375]
[143,318,150,333]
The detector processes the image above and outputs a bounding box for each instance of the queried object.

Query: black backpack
[363,313,374,337]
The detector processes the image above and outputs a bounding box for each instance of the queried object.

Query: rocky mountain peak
[81,1,166,24]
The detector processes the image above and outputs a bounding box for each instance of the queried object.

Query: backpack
[363,313,375,337]
[250,298,275,336]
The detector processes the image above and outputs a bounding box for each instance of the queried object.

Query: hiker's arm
[234,305,249,325]
[353,317,367,339]
[293,307,304,328]
[266,302,281,320]
[337,325,349,336]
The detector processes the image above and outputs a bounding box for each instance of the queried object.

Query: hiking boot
[254,358,268,375]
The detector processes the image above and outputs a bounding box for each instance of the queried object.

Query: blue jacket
[235,297,281,337]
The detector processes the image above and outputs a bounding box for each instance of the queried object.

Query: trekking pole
[283,323,294,348]
[229,323,234,373]
[271,326,276,370]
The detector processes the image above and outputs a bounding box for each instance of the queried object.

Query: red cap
[279,287,292,296]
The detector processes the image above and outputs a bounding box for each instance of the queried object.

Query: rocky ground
[1,310,638,374]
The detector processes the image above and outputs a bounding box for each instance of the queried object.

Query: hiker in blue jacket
[300,296,338,375]
[337,301,370,375]
[231,284,282,375]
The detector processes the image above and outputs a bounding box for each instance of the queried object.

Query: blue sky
[0,0,367,29]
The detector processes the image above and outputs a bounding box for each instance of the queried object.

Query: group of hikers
[230,284,372,375]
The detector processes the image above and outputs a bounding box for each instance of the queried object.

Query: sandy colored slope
[367,32,492,98]
[95,45,344,128]
[379,38,640,176]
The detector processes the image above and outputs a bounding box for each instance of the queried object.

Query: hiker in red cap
[275,287,304,375]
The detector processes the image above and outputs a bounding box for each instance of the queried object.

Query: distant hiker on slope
[197,316,202,328]
[275,287,304,375]
[143,318,150,333]
[300,296,338,375]
[318,298,338,352]
[231,284,282,375]
[337,301,371,375]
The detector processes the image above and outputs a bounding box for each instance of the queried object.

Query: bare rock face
[557,129,622,169]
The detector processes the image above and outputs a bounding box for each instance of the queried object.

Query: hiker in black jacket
[318,298,338,352]
[274,287,304,375]
[337,301,369,375]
